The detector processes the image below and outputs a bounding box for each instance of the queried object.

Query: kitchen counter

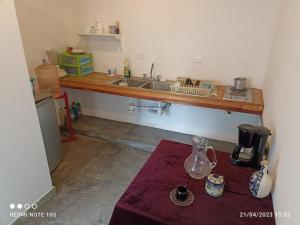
[59,73,264,115]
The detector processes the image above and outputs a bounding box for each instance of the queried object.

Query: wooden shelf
[78,33,121,40]
[59,73,264,115]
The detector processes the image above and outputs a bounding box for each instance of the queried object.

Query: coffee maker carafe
[230,124,271,168]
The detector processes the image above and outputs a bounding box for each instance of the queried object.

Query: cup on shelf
[109,25,118,34]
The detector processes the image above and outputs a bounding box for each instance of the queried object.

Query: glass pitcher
[184,136,217,179]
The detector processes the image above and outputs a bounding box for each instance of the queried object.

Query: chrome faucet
[142,63,160,81]
[150,63,154,79]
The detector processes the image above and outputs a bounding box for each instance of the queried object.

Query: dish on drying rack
[170,77,217,97]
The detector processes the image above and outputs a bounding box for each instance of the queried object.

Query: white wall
[263,1,300,225]
[0,1,52,225]
[14,0,276,143]
[14,1,282,144]
[14,0,77,74]
[73,0,280,88]
[60,0,281,143]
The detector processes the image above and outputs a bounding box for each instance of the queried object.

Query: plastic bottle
[123,58,131,78]
[71,102,79,120]
[76,102,81,117]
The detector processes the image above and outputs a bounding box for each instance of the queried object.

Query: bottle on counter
[124,58,131,78]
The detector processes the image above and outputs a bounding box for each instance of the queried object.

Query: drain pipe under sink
[128,98,171,115]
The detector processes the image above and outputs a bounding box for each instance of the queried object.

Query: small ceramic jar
[205,174,224,197]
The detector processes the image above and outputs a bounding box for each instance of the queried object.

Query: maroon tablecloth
[109,140,275,225]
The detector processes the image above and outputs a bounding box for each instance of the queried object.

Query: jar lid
[207,174,224,185]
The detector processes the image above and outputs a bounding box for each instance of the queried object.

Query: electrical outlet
[192,56,203,64]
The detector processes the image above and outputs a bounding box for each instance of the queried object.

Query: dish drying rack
[170,77,217,97]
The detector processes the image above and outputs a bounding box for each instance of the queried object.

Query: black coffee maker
[230,124,271,168]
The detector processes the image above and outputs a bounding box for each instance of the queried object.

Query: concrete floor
[69,115,235,153]
[24,116,235,225]
[25,136,150,225]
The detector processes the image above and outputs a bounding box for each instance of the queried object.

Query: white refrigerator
[35,95,63,172]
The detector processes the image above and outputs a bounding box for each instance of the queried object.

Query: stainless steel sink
[112,79,147,87]
[112,78,171,92]
[141,81,171,91]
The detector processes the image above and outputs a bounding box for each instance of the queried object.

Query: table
[109,140,275,225]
